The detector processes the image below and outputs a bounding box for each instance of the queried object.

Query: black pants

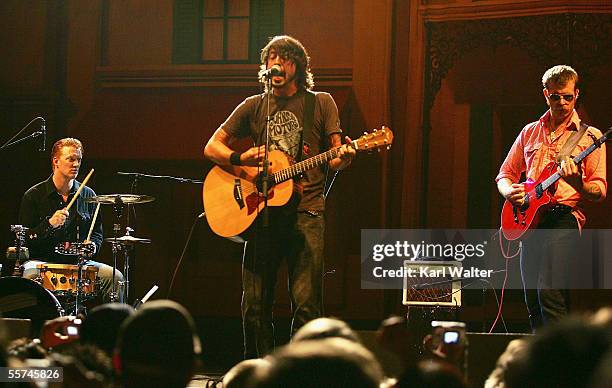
[241,209,325,358]
[519,211,579,331]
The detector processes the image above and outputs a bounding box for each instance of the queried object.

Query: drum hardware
[54,242,96,257]
[4,225,30,277]
[90,193,155,304]
[132,284,159,309]
[85,194,155,205]
[74,258,86,315]
[105,227,151,304]
[49,243,96,315]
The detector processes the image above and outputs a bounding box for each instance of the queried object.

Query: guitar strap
[298,90,316,162]
[556,122,589,163]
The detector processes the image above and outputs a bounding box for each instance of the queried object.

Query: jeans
[241,209,325,358]
[520,212,579,331]
[23,259,124,302]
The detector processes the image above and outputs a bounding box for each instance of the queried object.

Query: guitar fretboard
[540,130,609,192]
[272,141,356,184]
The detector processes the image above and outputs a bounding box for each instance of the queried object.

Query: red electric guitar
[501,128,610,241]
[203,127,394,238]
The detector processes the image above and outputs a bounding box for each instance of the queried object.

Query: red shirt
[496,110,607,229]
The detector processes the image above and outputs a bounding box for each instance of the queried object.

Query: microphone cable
[167,211,205,297]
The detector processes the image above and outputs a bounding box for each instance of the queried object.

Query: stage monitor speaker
[466,332,530,387]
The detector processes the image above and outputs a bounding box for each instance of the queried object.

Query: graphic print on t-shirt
[268,110,302,159]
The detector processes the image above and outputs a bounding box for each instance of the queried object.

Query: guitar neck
[540,130,609,191]
[273,140,357,184]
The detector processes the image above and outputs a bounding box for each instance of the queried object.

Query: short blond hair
[51,138,83,169]
[542,65,578,89]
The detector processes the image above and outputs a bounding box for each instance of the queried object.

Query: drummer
[18,138,123,300]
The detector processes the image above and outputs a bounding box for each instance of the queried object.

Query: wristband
[230,152,242,166]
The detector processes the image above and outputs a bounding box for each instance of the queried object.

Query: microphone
[40,118,46,152]
[261,64,282,79]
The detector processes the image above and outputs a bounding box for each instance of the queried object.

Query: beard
[272,73,296,89]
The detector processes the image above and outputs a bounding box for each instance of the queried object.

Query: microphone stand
[116,171,203,185]
[261,76,273,227]
[116,171,203,303]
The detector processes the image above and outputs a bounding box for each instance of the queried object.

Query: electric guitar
[203,127,394,238]
[501,128,610,241]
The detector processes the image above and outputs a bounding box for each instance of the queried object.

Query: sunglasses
[548,93,575,102]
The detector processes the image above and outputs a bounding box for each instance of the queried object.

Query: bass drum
[0,277,64,336]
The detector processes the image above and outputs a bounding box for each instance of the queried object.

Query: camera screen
[66,326,79,336]
[443,331,459,344]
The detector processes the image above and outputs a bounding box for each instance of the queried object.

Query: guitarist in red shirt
[204,36,355,358]
[496,65,607,330]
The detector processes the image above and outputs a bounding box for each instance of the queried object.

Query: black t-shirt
[221,90,341,211]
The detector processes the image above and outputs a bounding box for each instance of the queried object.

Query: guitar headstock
[353,126,394,152]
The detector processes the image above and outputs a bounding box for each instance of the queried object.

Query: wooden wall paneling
[427,77,470,228]
[66,1,103,137]
[0,0,48,93]
[466,104,494,228]
[352,0,393,228]
[353,0,402,319]
[105,0,174,66]
[387,0,411,229]
[284,0,353,69]
[400,0,428,228]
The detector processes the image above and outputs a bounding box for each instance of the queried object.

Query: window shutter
[249,0,283,62]
[173,0,202,64]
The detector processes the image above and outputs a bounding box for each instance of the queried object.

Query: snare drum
[36,264,99,297]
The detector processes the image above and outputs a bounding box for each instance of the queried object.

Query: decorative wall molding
[96,65,352,88]
[420,0,612,22]
[424,12,612,113]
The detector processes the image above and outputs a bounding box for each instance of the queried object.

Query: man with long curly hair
[205,35,355,358]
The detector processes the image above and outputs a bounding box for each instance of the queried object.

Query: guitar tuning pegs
[363,131,368,135]
[386,145,392,150]
[373,128,377,132]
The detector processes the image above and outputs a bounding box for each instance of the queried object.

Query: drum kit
[0,193,154,331]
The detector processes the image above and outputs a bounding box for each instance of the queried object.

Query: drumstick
[65,168,94,211]
[85,202,101,242]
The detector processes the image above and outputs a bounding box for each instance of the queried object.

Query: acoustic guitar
[203,127,394,238]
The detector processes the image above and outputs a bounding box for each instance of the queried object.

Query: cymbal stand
[109,197,125,303]
[73,254,87,316]
[121,227,135,304]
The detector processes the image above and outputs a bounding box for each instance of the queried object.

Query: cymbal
[104,235,152,244]
[86,194,155,205]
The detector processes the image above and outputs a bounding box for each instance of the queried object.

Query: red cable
[488,256,510,333]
